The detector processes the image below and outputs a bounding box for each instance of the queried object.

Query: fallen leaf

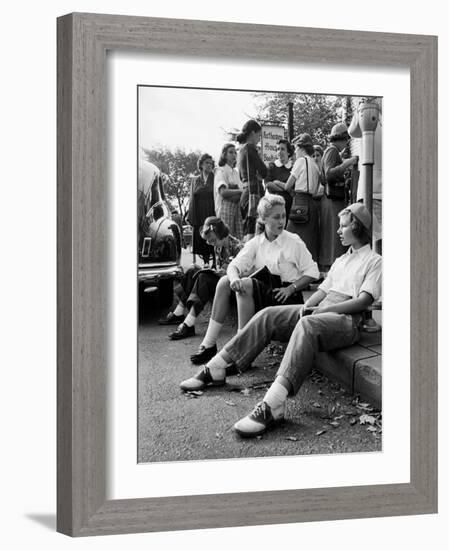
[333,415,344,421]
[225,400,236,406]
[367,426,377,432]
[359,414,376,425]
[187,390,204,396]
[330,421,340,428]
[312,402,322,408]
[316,430,326,436]
[357,402,373,412]
[285,436,298,441]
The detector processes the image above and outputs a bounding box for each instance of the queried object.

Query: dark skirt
[252,273,304,313]
[319,194,348,268]
[240,184,263,237]
[175,266,221,316]
[192,225,215,260]
[286,194,320,262]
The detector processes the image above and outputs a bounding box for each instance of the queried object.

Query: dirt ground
[138,295,381,464]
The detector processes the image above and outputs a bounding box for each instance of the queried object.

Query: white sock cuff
[183,312,196,327]
[206,354,228,371]
[201,319,223,348]
[264,380,289,409]
[173,303,186,317]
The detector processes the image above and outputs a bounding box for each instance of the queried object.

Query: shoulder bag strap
[305,157,309,194]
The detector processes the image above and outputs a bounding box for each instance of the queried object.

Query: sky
[138,86,261,160]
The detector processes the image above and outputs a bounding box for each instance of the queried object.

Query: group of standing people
[157,118,379,440]
[185,118,358,273]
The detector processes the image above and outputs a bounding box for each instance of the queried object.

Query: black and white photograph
[137,85,383,463]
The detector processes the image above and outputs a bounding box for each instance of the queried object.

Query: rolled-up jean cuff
[221,344,250,373]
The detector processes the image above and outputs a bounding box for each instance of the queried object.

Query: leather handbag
[289,157,310,223]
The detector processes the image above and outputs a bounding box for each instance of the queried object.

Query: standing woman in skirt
[319,123,359,272]
[285,133,321,262]
[214,143,244,240]
[236,120,267,241]
[187,153,216,266]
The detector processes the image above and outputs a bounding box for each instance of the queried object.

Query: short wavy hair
[256,194,286,233]
[218,143,236,167]
[338,210,371,244]
[278,139,294,158]
[200,216,230,240]
[197,153,214,172]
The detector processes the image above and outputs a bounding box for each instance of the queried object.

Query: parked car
[138,158,183,304]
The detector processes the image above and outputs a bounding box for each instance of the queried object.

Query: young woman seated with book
[187,193,319,365]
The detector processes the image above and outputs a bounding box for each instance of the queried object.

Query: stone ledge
[314,339,382,409]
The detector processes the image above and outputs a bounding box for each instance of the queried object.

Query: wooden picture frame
[57,13,437,536]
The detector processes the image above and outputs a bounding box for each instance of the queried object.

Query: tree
[142,147,200,216]
[253,92,346,147]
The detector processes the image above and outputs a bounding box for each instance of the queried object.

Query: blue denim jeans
[222,305,361,394]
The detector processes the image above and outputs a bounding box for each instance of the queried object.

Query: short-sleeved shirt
[214,164,242,214]
[215,235,243,271]
[318,244,382,301]
[228,230,319,284]
[290,155,320,195]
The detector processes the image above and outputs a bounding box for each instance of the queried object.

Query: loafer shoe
[190,344,218,364]
[158,312,185,325]
[169,323,195,340]
[234,401,285,438]
[180,366,226,392]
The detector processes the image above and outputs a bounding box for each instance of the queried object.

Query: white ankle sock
[183,308,196,327]
[201,319,223,349]
[173,303,186,317]
[263,380,288,410]
[208,366,225,381]
[206,353,228,372]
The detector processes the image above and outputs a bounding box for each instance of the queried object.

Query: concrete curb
[314,331,382,409]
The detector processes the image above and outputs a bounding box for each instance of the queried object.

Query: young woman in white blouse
[285,133,321,262]
[189,193,319,365]
[214,143,243,240]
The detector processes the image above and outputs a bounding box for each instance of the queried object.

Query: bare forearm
[285,174,296,192]
[318,294,373,315]
[227,264,240,284]
[304,289,326,307]
[221,188,242,200]
[291,275,315,292]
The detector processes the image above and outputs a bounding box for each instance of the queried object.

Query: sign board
[260,125,286,163]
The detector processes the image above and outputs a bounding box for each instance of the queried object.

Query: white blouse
[229,230,319,284]
[290,155,320,195]
[214,164,242,214]
[319,244,382,301]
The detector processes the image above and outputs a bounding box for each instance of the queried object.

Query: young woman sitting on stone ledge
[180,202,382,438]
